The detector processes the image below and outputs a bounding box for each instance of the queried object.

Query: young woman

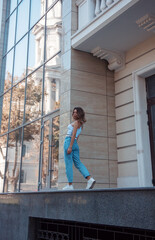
[63,107,96,190]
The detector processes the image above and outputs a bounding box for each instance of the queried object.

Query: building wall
[58,0,117,190]
[115,35,155,188]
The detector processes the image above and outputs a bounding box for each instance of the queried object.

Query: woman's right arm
[67,121,78,154]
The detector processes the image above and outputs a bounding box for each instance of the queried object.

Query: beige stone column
[58,0,117,189]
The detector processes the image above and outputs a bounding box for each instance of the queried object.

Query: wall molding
[136,14,155,33]
[133,62,155,187]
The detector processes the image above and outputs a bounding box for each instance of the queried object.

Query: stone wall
[58,0,117,190]
[115,35,155,187]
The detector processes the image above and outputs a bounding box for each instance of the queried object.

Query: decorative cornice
[136,14,155,33]
[91,47,125,71]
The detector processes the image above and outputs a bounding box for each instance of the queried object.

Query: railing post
[100,0,107,11]
[76,0,96,29]
[95,0,101,16]
[106,0,114,6]
[88,0,96,22]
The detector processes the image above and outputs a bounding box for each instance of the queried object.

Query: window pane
[10,81,25,129]
[25,68,43,122]
[46,51,61,68]
[4,128,22,192]
[20,120,41,192]
[0,135,7,192]
[5,11,16,52]
[51,115,59,188]
[4,50,14,92]
[45,1,61,60]
[41,115,59,190]
[13,35,28,83]
[10,0,18,14]
[16,0,30,42]
[30,0,45,28]
[47,0,56,10]
[41,119,50,189]
[0,91,11,134]
[44,60,60,115]
[27,17,45,75]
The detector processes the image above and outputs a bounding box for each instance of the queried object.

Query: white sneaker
[86,178,96,189]
[63,185,74,190]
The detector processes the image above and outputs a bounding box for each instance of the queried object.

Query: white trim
[133,62,155,187]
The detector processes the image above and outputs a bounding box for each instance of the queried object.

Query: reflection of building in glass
[30,0,61,114]
[0,0,61,192]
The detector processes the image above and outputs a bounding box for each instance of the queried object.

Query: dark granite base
[0,187,155,240]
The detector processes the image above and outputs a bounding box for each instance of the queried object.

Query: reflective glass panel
[4,49,14,92]
[46,51,61,68]
[45,1,61,60]
[13,35,28,83]
[51,115,59,188]
[6,11,16,52]
[27,17,45,75]
[44,61,60,114]
[25,67,43,123]
[30,0,45,28]
[4,128,22,192]
[16,0,30,42]
[41,115,59,190]
[0,91,11,134]
[47,0,56,10]
[41,119,50,189]
[20,120,41,192]
[0,135,7,192]
[10,0,17,14]
[10,81,25,129]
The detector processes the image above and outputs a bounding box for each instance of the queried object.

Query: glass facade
[0,0,61,192]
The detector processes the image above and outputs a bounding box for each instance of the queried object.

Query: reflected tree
[0,73,42,192]
[51,116,59,187]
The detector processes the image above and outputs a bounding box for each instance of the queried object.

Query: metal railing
[30,217,155,240]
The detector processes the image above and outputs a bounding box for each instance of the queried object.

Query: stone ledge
[0,187,155,240]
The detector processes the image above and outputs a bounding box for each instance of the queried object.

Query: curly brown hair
[72,107,86,125]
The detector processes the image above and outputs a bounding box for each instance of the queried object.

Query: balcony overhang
[71,0,155,71]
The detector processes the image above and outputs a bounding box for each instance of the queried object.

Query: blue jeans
[64,137,90,183]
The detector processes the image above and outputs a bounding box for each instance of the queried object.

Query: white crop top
[67,123,82,138]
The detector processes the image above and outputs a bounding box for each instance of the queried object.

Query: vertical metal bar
[48,117,53,188]
[18,0,31,192]
[38,0,48,191]
[3,0,18,193]
[39,123,44,190]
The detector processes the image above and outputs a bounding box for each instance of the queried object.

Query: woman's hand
[67,146,72,154]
